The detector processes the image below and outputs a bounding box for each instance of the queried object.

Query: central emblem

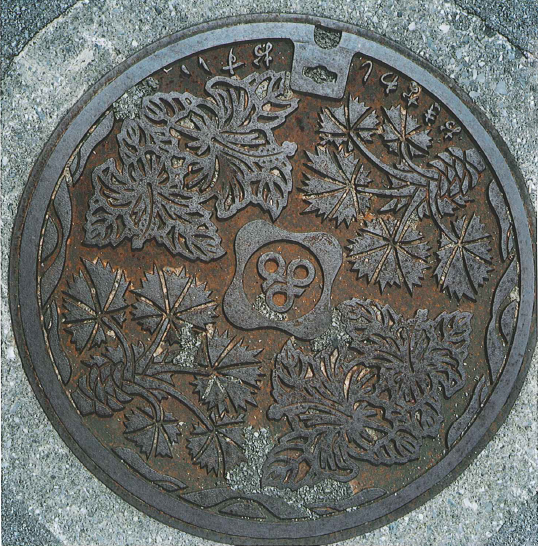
[223,220,342,339]
[257,252,316,313]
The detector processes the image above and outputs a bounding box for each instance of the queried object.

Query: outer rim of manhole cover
[9,14,537,546]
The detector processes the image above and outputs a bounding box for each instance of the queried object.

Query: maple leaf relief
[124,405,181,458]
[63,258,129,352]
[302,146,372,227]
[318,95,380,150]
[192,330,263,415]
[348,217,430,293]
[435,214,493,301]
[382,105,432,157]
[187,415,246,476]
[131,265,217,340]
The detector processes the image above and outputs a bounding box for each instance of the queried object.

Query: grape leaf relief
[263,299,471,489]
[141,70,298,219]
[85,70,299,260]
[85,120,224,261]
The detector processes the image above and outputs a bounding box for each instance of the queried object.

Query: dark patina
[10,16,536,546]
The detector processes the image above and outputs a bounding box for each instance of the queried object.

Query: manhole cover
[10,15,536,545]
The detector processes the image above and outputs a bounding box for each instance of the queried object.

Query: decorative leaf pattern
[192,330,263,415]
[319,95,380,150]
[263,340,389,488]
[63,261,262,476]
[263,300,472,489]
[63,258,129,352]
[302,147,372,227]
[304,90,492,302]
[382,105,432,157]
[340,299,471,402]
[187,415,246,476]
[348,217,430,293]
[85,70,298,260]
[85,121,224,261]
[141,70,298,219]
[435,214,493,301]
[132,266,217,336]
[124,405,181,458]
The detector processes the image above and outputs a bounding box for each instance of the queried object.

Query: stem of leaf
[137,317,170,375]
[122,381,163,422]
[102,316,135,381]
[135,375,213,430]
[349,132,426,186]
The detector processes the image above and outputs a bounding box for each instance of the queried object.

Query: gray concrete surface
[454,0,538,53]
[1,480,62,546]
[486,493,538,546]
[0,0,79,77]
[1,0,537,545]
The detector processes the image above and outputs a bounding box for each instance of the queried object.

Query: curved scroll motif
[445,180,518,449]
[41,112,116,386]
[486,258,519,382]
[488,179,515,261]
[446,375,489,448]
[485,178,518,383]
[183,488,306,520]
[46,301,72,384]
[40,176,72,308]
[114,446,187,491]
[262,300,472,490]
[40,176,73,385]
[69,111,115,186]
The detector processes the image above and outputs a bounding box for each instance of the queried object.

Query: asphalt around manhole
[8,14,536,546]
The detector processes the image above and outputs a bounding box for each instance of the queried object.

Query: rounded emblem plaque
[10,16,536,545]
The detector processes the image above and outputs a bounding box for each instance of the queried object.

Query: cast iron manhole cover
[10,15,536,545]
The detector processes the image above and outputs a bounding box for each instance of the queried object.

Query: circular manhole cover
[10,15,536,545]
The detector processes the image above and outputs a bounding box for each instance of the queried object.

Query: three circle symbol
[257,252,315,313]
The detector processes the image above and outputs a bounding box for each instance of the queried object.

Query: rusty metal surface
[9,15,536,546]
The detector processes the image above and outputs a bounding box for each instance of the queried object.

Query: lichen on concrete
[112,77,159,120]
[170,324,201,368]
[226,427,353,518]
[253,294,287,321]
[310,308,352,353]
